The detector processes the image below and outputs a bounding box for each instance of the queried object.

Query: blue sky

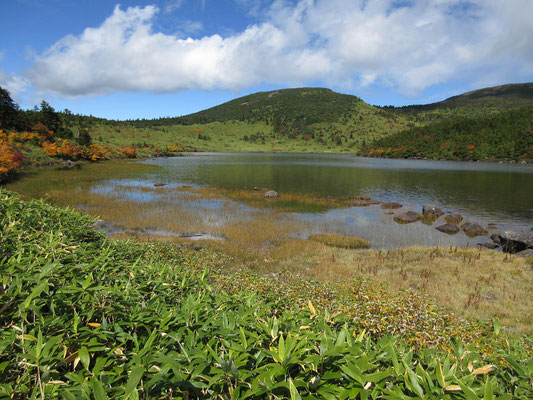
[1,0,532,120]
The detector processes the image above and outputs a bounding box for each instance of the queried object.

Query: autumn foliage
[119,147,137,158]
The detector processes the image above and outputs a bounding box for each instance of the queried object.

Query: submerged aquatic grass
[309,233,372,249]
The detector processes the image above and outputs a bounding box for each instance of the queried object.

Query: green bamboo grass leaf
[239,327,248,350]
[35,329,43,361]
[484,377,493,400]
[406,369,424,398]
[365,368,393,383]
[92,378,108,400]
[79,346,90,369]
[492,319,500,336]
[38,262,59,280]
[436,360,446,388]
[341,363,365,385]
[456,378,481,400]
[124,367,145,399]
[278,334,286,362]
[388,344,402,376]
[21,281,48,309]
[289,378,302,400]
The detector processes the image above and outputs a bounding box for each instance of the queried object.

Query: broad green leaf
[436,360,446,388]
[484,377,493,400]
[289,378,302,400]
[92,378,108,400]
[124,366,145,399]
[79,346,90,370]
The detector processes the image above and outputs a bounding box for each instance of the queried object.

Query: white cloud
[164,0,186,13]
[26,0,533,98]
[0,69,29,101]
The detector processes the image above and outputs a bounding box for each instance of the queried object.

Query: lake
[6,153,533,249]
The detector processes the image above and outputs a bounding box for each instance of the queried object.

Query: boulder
[353,199,371,207]
[445,213,463,224]
[516,249,533,258]
[422,204,444,217]
[393,211,420,224]
[498,231,533,254]
[59,159,76,169]
[435,223,460,235]
[381,202,402,210]
[461,222,488,237]
[352,196,380,207]
[264,190,279,198]
[490,233,502,245]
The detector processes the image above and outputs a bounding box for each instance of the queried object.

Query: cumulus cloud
[0,69,29,101]
[26,0,533,98]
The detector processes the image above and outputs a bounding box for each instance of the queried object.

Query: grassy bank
[1,189,532,398]
[5,166,533,336]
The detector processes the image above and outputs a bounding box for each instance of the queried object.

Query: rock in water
[516,249,533,258]
[60,159,76,169]
[422,205,444,217]
[352,196,380,206]
[393,211,420,224]
[498,231,533,253]
[381,202,402,210]
[264,190,279,198]
[154,183,167,187]
[445,212,463,224]
[435,223,460,234]
[461,222,488,238]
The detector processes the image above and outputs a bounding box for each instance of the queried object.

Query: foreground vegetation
[1,189,532,398]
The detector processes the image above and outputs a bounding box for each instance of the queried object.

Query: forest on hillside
[358,106,533,161]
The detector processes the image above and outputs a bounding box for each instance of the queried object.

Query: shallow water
[5,154,533,249]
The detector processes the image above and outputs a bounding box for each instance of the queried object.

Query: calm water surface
[9,153,532,249]
[122,153,533,248]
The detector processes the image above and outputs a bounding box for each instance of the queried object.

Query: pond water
[130,153,531,248]
[6,153,533,249]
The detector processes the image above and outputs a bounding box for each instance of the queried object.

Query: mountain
[82,83,533,157]
[384,83,533,120]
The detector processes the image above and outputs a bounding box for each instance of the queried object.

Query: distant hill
[175,88,362,126]
[384,83,533,118]
[65,82,533,157]
[358,105,533,161]
[122,88,410,149]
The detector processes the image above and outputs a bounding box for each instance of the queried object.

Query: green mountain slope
[92,88,412,152]
[385,83,533,122]
[358,105,533,161]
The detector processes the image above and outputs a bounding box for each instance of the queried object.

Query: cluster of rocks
[350,196,532,257]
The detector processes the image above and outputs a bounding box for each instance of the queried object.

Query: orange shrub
[194,128,204,133]
[41,141,61,157]
[120,147,137,158]
[166,144,183,152]
[85,144,111,161]
[0,144,23,180]
[468,144,476,151]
